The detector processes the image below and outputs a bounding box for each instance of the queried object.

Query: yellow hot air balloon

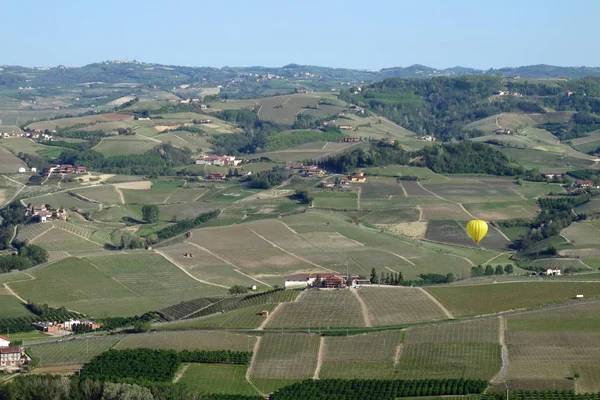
[466,220,488,244]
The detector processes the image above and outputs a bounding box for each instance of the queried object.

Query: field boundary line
[3,272,36,304]
[173,363,189,383]
[416,205,423,221]
[335,232,364,246]
[398,181,408,198]
[246,336,265,397]
[491,225,512,243]
[393,343,403,367]
[491,316,509,384]
[483,252,509,265]
[245,227,338,273]
[418,287,454,319]
[154,250,229,289]
[192,190,208,202]
[416,181,476,219]
[278,220,298,234]
[379,249,416,266]
[313,336,325,379]
[84,257,163,307]
[183,241,271,287]
[357,187,362,211]
[350,288,372,327]
[136,134,162,143]
[257,303,281,330]
[163,187,180,204]
[112,185,126,204]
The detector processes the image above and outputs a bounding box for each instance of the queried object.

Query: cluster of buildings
[195,155,241,167]
[284,273,370,289]
[0,335,24,369]
[32,319,100,333]
[41,164,87,176]
[285,163,326,177]
[574,179,600,189]
[420,135,436,142]
[540,266,563,276]
[495,128,514,135]
[2,130,55,141]
[495,90,523,97]
[26,204,68,223]
[339,137,362,143]
[169,98,208,109]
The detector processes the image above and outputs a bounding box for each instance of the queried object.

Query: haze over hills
[2,61,600,90]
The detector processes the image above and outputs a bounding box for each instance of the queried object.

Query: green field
[0,145,27,173]
[28,335,123,367]
[93,135,159,156]
[179,364,260,396]
[114,331,256,352]
[427,282,600,317]
[0,293,31,318]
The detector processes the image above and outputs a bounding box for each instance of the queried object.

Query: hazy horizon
[2,0,599,70]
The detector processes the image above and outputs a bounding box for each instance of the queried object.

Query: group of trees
[80,348,252,384]
[370,268,404,285]
[0,374,259,400]
[317,141,519,177]
[291,189,313,204]
[24,301,68,318]
[510,191,591,252]
[154,210,220,240]
[249,169,292,189]
[271,378,489,400]
[471,264,514,277]
[0,242,48,273]
[57,143,192,176]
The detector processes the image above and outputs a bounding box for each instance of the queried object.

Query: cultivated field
[0,145,27,173]
[0,293,31,318]
[394,318,501,380]
[357,286,451,326]
[158,304,277,330]
[31,227,103,252]
[504,301,600,392]
[250,333,321,379]
[93,135,159,156]
[114,331,257,352]
[427,282,600,317]
[28,335,124,367]
[319,330,403,379]
[26,113,133,131]
[179,364,259,396]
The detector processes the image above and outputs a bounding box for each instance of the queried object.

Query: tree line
[270,378,489,400]
[316,141,520,176]
[80,348,252,383]
[0,374,263,400]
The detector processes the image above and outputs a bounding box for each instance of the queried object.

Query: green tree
[141,204,160,223]
[504,264,514,274]
[132,320,151,333]
[485,265,494,276]
[101,382,153,400]
[495,265,504,275]
[229,285,248,295]
[18,244,48,265]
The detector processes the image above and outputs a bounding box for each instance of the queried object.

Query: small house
[0,335,10,348]
[0,347,23,367]
[31,167,37,173]
[349,172,366,182]
[207,172,227,181]
[75,167,87,174]
[339,178,350,187]
[261,310,270,317]
[284,273,318,289]
[37,210,53,223]
[542,266,562,276]
[421,135,436,142]
[339,125,354,131]
[18,167,26,173]
[324,274,345,288]
[184,253,193,258]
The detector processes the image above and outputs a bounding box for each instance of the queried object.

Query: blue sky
[1,0,598,69]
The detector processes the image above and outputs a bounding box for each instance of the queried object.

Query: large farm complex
[1,55,600,399]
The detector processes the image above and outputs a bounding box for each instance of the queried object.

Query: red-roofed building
[207,172,227,181]
[0,335,10,348]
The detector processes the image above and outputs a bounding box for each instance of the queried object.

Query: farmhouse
[495,128,513,135]
[75,166,87,174]
[18,167,26,173]
[339,178,350,187]
[199,119,212,124]
[349,172,366,182]
[321,181,335,189]
[0,335,10,347]
[284,273,362,289]
[37,210,53,223]
[196,155,241,167]
[32,319,100,332]
[575,180,594,188]
[542,173,563,179]
[0,347,24,368]
[207,172,227,181]
[421,135,436,142]
[339,125,354,131]
[303,166,325,177]
[542,266,563,276]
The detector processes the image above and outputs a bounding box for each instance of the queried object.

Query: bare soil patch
[376,222,428,238]
[114,181,152,190]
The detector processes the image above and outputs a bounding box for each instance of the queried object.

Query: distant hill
[2,61,600,92]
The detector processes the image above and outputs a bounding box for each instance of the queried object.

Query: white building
[284,274,318,289]
[31,167,37,173]
[542,267,562,276]
[18,167,26,173]
[0,335,10,348]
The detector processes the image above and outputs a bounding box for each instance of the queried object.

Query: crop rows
[53,221,94,239]
[28,335,124,367]
[17,223,53,243]
[115,331,257,352]
[360,182,405,199]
